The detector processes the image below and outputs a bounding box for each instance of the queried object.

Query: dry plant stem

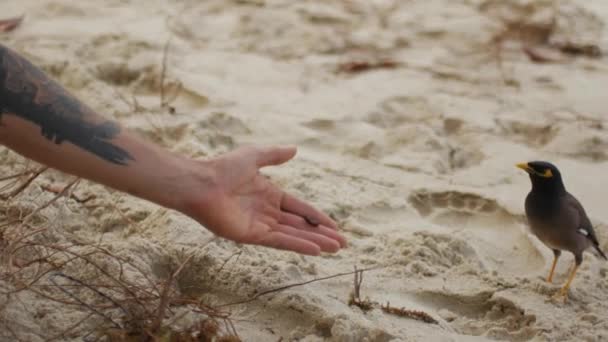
[112,88,144,114]
[0,178,20,193]
[149,251,196,334]
[49,277,121,329]
[348,266,374,311]
[224,318,240,340]
[50,272,130,321]
[21,242,154,315]
[0,15,24,32]
[45,312,95,342]
[5,227,50,276]
[19,178,79,226]
[219,264,393,307]
[353,266,362,300]
[7,247,102,294]
[160,36,174,109]
[0,218,22,229]
[40,184,95,204]
[336,60,399,74]
[84,243,161,296]
[211,250,242,286]
[492,36,509,85]
[380,302,438,324]
[2,321,26,342]
[107,199,139,232]
[1,166,48,200]
[343,268,437,324]
[159,36,182,111]
[61,246,154,312]
[0,169,34,182]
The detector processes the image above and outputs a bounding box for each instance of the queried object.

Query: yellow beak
[516,163,532,173]
[515,162,553,178]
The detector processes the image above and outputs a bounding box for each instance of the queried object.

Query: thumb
[256,145,297,167]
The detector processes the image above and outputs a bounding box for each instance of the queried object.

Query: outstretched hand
[0,44,344,256]
[184,146,346,255]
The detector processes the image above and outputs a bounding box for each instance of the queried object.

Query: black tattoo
[0,44,133,165]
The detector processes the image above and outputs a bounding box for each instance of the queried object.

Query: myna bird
[516,161,606,300]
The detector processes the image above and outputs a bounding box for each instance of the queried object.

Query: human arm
[0,44,346,255]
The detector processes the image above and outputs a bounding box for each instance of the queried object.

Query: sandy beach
[2,0,608,341]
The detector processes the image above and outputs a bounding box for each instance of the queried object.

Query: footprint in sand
[301,96,484,173]
[496,114,608,162]
[188,112,251,153]
[365,96,442,129]
[494,117,557,148]
[395,231,484,275]
[407,190,546,276]
[544,123,608,162]
[412,290,538,341]
[366,96,485,172]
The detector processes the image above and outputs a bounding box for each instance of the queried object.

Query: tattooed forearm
[0,44,133,165]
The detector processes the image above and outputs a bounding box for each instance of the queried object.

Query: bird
[516,161,606,300]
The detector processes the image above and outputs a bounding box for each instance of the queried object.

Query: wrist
[167,155,218,217]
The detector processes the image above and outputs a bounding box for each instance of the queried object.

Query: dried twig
[21,178,79,224]
[159,37,182,113]
[52,272,130,318]
[219,264,392,307]
[336,59,399,74]
[0,16,24,33]
[40,183,96,204]
[0,167,47,200]
[348,266,374,311]
[112,88,145,114]
[159,36,171,108]
[45,312,94,342]
[1,320,26,342]
[211,250,242,286]
[380,302,438,324]
[344,268,438,324]
[0,169,34,183]
[49,272,123,329]
[149,251,195,334]
[554,42,602,58]
[522,45,565,63]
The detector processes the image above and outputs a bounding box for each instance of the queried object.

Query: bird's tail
[595,245,608,260]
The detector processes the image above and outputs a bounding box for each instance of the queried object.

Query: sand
[2,0,608,341]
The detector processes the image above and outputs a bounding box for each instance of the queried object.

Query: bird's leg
[553,254,582,301]
[547,249,561,283]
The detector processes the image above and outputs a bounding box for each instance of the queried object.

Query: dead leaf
[337,59,399,74]
[523,45,566,64]
[0,16,24,33]
[554,42,602,58]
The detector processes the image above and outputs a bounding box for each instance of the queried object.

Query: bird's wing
[565,194,602,247]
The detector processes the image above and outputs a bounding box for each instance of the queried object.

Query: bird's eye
[541,169,553,178]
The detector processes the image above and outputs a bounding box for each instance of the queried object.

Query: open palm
[186,146,346,255]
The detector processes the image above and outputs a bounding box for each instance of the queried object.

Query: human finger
[255,146,297,168]
[255,231,321,256]
[281,193,338,229]
[279,212,347,247]
[274,224,340,253]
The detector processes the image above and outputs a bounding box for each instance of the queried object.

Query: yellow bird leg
[546,254,559,283]
[553,263,579,301]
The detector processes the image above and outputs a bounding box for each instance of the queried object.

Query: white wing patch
[578,228,589,236]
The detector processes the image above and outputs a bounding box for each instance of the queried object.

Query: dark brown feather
[565,193,607,259]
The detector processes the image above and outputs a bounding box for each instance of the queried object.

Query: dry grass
[347,266,438,324]
[0,168,240,341]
